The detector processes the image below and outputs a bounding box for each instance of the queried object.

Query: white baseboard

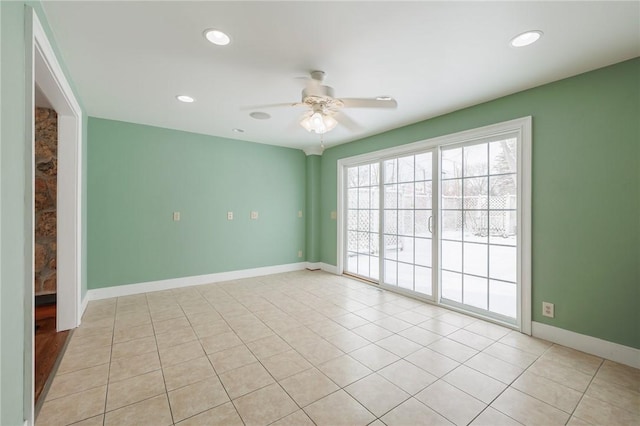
[319,263,338,274]
[532,321,640,369]
[87,262,309,301]
[305,262,323,270]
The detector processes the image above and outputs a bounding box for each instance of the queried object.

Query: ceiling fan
[252,70,397,135]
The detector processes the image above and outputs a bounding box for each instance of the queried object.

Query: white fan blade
[334,112,362,132]
[340,98,398,109]
[240,102,304,111]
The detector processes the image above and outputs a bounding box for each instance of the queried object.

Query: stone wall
[34,107,57,296]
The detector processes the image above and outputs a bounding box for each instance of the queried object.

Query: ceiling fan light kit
[300,110,338,134]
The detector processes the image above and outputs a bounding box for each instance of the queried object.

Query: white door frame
[25,8,83,424]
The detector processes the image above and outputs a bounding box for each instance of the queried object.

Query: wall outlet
[251,211,259,220]
[173,212,180,221]
[298,250,303,258]
[542,301,554,318]
[330,211,337,220]
[298,210,303,218]
[227,211,233,220]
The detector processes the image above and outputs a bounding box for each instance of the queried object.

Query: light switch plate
[227,211,233,220]
[330,211,337,220]
[173,212,180,221]
[298,210,303,218]
[251,211,259,220]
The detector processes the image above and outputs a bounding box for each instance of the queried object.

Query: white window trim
[337,117,532,334]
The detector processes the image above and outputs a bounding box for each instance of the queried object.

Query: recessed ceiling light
[232,128,244,133]
[204,29,231,46]
[376,96,393,101]
[249,111,271,120]
[176,95,195,103]
[510,30,543,47]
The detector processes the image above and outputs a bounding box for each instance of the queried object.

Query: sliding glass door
[340,118,530,329]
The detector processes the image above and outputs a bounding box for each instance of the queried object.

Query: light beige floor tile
[416,380,486,426]
[176,401,243,426]
[246,334,291,359]
[566,416,593,425]
[219,362,275,399]
[376,334,423,357]
[542,345,603,376]
[352,323,394,342]
[332,313,370,329]
[345,373,410,417]
[261,349,313,380]
[378,359,438,395]
[80,317,115,331]
[163,356,216,391]
[72,325,113,340]
[470,407,523,425]
[381,397,453,426]
[317,354,373,387]
[394,309,431,325]
[438,312,477,328]
[585,377,640,415]
[527,357,594,392]
[191,320,232,339]
[411,303,449,318]
[36,385,106,426]
[307,319,347,338]
[373,316,413,333]
[595,360,640,392]
[106,370,165,411]
[448,329,494,351]
[498,331,552,356]
[233,383,298,426]
[153,316,191,334]
[465,352,524,384]
[234,324,275,343]
[443,365,507,404]
[323,329,370,352]
[109,350,161,382]
[405,348,459,377]
[200,331,243,354]
[304,389,376,426]
[280,368,339,407]
[208,344,257,374]
[350,343,400,371]
[398,326,442,346]
[113,322,154,343]
[115,311,151,328]
[295,339,344,365]
[270,409,315,426]
[111,335,157,360]
[158,339,205,367]
[512,371,582,413]
[66,332,113,353]
[464,321,511,341]
[57,344,112,374]
[376,302,408,315]
[419,319,460,336]
[155,325,197,349]
[491,387,570,426]
[104,394,172,426]
[149,307,185,323]
[46,363,109,401]
[482,342,539,369]
[429,337,479,363]
[70,415,104,426]
[168,376,230,422]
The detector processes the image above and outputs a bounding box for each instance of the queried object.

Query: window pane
[370,256,380,280]
[442,210,462,241]
[384,185,398,208]
[398,155,414,182]
[358,255,370,277]
[370,187,380,209]
[442,179,462,209]
[371,163,380,186]
[464,211,487,243]
[359,165,371,187]
[347,252,358,272]
[415,152,432,181]
[415,210,431,238]
[415,181,432,208]
[490,138,517,175]
[399,183,415,209]
[348,210,358,231]
[358,232,371,254]
[442,147,462,179]
[398,237,414,264]
[370,210,380,235]
[464,143,488,177]
[489,245,516,282]
[464,275,488,310]
[384,210,397,234]
[441,240,462,272]
[383,235,398,260]
[442,271,462,302]
[347,167,358,188]
[490,211,517,246]
[463,177,488,209]
[384,159,397,183]
[398,263,414,290]
[384,260,397,285]
[370,233,380,255]
[347,231,358,252]
[463,242,488,277]
[358,188,370,209]
[398,210,414,236]
[490,280,516,318]
[415,238,432,267]
[348,188,358,208]
[415,266,432,295]
[358,210,369,232]
[490,174,516,209]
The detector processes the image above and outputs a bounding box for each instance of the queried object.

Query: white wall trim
[532,321,640,369]
[86,263,309,301]
[319,263,338,274]
[305,262,322,270]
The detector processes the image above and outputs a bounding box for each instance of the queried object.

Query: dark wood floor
[35,303,69,404]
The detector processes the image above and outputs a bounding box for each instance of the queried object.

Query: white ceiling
[41,1,640,151]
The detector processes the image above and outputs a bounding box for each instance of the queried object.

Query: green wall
[320,58,640,349]
[87,118,306,288]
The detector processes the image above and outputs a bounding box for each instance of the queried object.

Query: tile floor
[37,270,640,426]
